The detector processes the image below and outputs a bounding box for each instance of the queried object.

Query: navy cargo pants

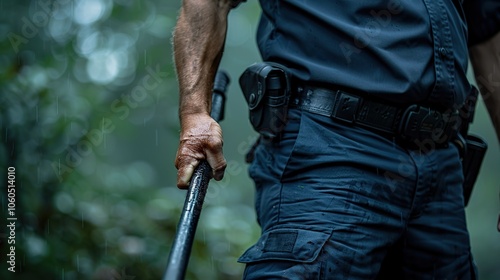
[238,108,477,279]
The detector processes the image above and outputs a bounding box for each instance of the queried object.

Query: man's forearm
[469,31,500,144]
[173,0,233,119]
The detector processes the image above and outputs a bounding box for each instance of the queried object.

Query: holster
[239,62,292,139]
[457,86,488,206]
[461,134,487,206]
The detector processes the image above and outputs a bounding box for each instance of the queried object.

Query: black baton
[164,70,230,280]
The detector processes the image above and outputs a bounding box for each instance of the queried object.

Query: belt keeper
[331,91,360,124]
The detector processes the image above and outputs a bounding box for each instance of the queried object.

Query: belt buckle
[398,105,460,149]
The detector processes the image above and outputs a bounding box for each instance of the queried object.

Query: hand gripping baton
[164,71,230,280]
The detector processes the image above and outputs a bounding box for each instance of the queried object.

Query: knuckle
[215,164,227,172]
[213,160,227,172]
[175,155,198,170]
[207,137,224,151]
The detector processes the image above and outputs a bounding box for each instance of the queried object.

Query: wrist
[179,111,216,133]
[179,95,211,118]
[179,110,211,125]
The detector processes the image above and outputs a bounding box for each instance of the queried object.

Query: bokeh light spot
[86,49,120,84]
[74,0,107,25]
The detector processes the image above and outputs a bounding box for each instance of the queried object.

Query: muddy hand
[175,113,226,189]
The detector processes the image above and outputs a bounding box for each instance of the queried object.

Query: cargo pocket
[238,228,331,279]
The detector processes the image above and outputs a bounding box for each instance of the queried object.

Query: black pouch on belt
[239,62,291,138]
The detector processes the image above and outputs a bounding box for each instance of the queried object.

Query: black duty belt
[290,86,461,149]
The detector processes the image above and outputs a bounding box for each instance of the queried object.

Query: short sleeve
[463,0,500,45]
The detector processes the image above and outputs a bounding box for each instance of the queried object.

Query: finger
[175,143,204,188]
[206,150,227,181]
[176,160,198,189]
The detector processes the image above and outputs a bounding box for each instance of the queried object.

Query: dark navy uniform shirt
[256,0,500,109]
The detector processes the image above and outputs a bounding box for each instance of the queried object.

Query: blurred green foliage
[0,0,261,279]
[0,1,498,280]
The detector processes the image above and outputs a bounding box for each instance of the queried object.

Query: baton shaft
[164,71,230,280]
[164,161,211,280]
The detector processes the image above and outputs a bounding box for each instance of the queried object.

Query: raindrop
[103,131,107,149]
